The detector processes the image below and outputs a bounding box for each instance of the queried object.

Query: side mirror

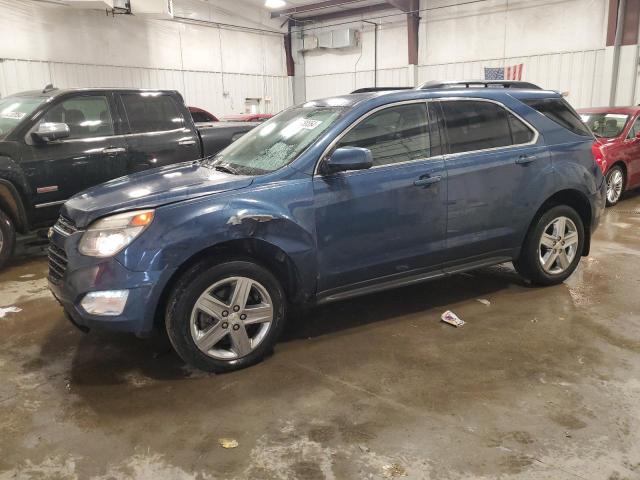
[323,147,373,174]
[635,131,640,139]
[32,122,70,143]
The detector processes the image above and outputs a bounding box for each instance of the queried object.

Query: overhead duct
[303,27,359,51]
[130,0,173,18]
[62,0,116,8]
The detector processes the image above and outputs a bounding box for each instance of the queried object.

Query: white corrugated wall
[0,59,293,116]
[418,49,607,109]
[0,0,293,116]
[299,0,628,108]
[304,67,412,99]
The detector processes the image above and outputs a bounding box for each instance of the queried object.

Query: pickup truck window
[336,103,431,166]
[208,106,343,175]
[121,93,185,133]
[41,96,114,139]
[0,96,44,139]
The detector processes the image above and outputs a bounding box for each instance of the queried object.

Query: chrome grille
[53,216,77,236]
[48,243,68,284]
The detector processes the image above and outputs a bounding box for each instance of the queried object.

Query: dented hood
[63,161,253,228]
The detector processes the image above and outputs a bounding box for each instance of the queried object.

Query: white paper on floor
[0,306,22,318]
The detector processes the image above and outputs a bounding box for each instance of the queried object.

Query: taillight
[592,142,607,173]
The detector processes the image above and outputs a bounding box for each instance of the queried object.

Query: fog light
[80,290,129,316]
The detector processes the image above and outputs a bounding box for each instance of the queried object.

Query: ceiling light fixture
[264,0,286,9]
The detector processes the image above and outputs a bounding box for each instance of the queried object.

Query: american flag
[484,63,524,81]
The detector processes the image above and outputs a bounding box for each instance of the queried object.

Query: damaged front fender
[119,177,319,302]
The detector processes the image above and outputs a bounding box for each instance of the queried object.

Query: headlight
[79,209,154,257]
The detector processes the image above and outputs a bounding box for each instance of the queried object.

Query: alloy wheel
[538,216,579,275]
[606,169,624,204]
[190,276,274,360]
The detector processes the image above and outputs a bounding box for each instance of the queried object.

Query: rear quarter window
[523,98,592,137]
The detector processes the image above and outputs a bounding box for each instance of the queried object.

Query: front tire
[605,165,625,206]
[0,209,16,269]
[514,205,584,286]
[165,259,286,372]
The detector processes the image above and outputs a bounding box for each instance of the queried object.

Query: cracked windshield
[206,106,343,175]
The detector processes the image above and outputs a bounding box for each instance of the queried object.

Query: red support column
[407,0,419,65]
[284,32,294,77]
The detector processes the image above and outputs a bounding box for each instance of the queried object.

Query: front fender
[0,153,31,231]
[119,178,318,298]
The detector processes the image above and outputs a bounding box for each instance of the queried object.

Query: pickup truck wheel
[514,205,584,286]
[165,259,286,372]
[0,209,16,269]
[605,165,625,206]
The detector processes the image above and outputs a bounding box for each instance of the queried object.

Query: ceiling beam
[287,3,393,23]
[270,0,369,18]
[385,0,413,12]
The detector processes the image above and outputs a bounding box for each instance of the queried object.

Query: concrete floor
[0,193,639,480]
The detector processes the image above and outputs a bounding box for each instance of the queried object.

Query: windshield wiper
[212,163,239,175]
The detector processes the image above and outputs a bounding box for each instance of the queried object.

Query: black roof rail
[351,87,413,94]
[417,80,543,90]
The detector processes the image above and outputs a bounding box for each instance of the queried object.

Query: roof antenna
[42,83,56,93]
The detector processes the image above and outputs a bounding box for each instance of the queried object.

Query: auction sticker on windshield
[0,111,26,120]
[299,119,322,129]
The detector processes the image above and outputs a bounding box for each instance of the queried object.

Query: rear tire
[165,259,286,372]
[514,205,584,286]
[605,165,625,207]
[0,209,16,270]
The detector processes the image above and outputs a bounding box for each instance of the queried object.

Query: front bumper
[48,227,175,336]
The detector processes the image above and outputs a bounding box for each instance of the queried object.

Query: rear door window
[41,95,114,139]
[523,98,591,136]
[508,112,535,144]
[121,93,185,133]
[441,100,513,154]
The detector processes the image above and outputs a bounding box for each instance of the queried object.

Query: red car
[188,106,219,124]
[222,113,273,123]
[579,107,640,206]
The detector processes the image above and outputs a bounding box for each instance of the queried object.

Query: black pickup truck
[0,87,257,267]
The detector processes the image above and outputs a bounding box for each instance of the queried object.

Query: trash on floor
[0,306,22,318]
[476,298,491,306]
[441,310,465,327]
[218,438,239,449]
[382,463,407,477]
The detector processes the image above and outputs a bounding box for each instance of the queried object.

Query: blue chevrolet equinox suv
[48,81,606,372]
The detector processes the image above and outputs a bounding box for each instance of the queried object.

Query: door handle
[178,139,197,146]
[414,175,442,187]
[102,147,126,155]
[515,154,537,165]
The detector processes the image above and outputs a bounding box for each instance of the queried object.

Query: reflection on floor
[1,191,639,479]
